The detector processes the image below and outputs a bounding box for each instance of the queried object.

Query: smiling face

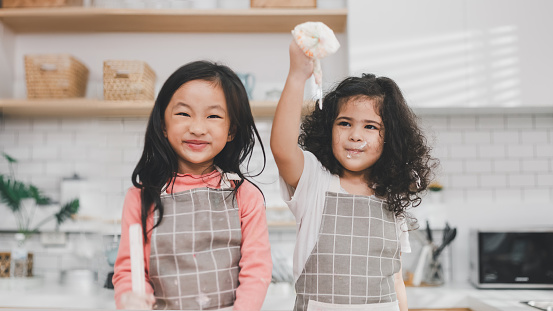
[331,96,385,177]
[163,79,233,175]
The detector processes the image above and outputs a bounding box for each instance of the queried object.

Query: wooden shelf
[2,99,550,118]
[0,98,281,118]
[0,98,153,117]
[0,7,348,33]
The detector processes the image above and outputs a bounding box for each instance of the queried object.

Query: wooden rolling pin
[129,223,146,295]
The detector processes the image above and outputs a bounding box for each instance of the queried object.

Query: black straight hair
[132,60,266,242]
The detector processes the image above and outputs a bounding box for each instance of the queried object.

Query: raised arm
[270,41,314,188]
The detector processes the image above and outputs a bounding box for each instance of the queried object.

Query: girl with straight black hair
[114,61,272,311]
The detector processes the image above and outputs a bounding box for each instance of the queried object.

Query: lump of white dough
[292,21,340,60]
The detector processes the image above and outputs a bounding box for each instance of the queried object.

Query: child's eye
[365,124,378,130]
[337,121,350,127]
[176,112,190,117]
[207,115,222,119]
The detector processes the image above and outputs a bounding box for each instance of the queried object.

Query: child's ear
[162,121,168,138]
[227,127,236,142]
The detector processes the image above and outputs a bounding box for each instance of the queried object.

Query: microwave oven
[469,228,553,289]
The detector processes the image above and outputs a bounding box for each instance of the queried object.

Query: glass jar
[10,233,28,278]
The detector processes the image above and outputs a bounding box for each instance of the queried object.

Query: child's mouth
[185,140,208,151]
[345,142,368,158]
[346,149,363,158]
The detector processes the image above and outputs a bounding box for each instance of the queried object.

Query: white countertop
[406,282,553,310]
[263,282,553,311]
[0,277,551,310]
[0,276,115,309]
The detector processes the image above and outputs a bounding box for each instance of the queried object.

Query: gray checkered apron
[149,179,241,310]
[294,177,401,311]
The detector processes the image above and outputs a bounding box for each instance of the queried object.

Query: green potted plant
[0,153,80,277]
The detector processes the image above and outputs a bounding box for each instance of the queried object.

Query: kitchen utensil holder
[423,257,444,286]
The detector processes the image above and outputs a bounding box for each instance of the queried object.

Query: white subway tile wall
[0,116,287,229]
[0,113,552,222]
[421,113,553,203]
[0,112,552,281]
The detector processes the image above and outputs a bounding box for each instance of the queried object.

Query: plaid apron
[149,180,241,310]
[294,177,401,311]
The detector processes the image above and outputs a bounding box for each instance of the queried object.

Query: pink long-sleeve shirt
[113,170,272,310]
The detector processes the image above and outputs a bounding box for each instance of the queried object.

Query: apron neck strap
[329,175,341,193]
[215,166,241,189]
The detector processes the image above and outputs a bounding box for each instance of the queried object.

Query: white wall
[0,23,14,98]
[348,0,553,107]
[0,116,282,230]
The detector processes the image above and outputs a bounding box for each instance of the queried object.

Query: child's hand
[119,291,156,310]
[288,40,314,82]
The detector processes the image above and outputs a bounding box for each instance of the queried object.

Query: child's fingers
[120,291,155,310]
[146,293,156,305]
[135,293,155,309]
[289,40,314,80]
[289,39,301,53]
[289,40,310,61]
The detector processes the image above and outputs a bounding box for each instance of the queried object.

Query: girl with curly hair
[271,41,436,311]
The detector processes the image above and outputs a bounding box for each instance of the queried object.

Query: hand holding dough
[292,22,340,109]
[292,22,340,85]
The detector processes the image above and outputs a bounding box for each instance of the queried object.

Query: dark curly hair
[299,74,437,224]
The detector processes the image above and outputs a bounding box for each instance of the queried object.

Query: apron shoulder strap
[328,174,341,193]
[215,166,241,189]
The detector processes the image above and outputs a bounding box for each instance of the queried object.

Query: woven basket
[103,60,156,101]
[25,54,89,99]
[2,0,82,7]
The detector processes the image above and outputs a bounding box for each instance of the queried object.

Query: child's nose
[349,128,363,141]
[189,119,207,135]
